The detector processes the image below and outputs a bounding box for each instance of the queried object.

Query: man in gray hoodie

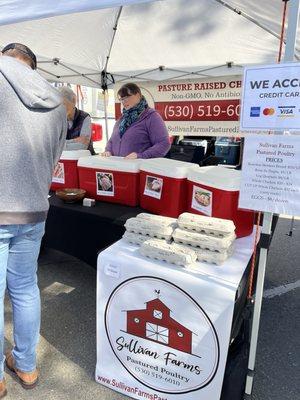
[0,43,67,397]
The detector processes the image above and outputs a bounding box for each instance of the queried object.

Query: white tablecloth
[96,231,256,400]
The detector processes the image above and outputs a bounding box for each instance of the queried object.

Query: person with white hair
[60,86,94,153]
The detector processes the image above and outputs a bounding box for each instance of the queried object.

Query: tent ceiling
[0,0,299,88]
[0,0,155,25]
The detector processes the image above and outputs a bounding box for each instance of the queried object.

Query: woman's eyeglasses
[118,94,133,102]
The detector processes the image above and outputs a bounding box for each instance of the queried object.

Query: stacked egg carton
[140,239,197,267]
[124,213,197,267]
[123,213,177,245]
[173,213,236,265]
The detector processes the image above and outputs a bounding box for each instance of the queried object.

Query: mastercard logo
[263,108,275,116]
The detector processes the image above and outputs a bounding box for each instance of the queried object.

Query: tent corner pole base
[243,212,273,399]
[244,368,254,397]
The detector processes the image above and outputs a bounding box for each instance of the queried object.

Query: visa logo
[280,109,293,114]
[277,106,295,118]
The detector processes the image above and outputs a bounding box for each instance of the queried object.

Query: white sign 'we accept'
[240,63,300,131]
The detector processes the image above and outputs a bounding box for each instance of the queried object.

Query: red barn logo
[125,295,193,354]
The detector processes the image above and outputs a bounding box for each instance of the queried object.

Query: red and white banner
[114,76,242,137]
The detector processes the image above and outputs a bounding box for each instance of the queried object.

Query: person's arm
[103,119,120,155]
[137,112,171,159]
[105,137,113,153]
[54,108,68,165]
[65,141,88,150]
[65,116,91,150]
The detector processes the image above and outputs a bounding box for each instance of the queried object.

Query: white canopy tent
[0,2,299,400]
[0,0,299,88]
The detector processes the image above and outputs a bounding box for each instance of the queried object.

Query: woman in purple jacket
[102,83,170,159]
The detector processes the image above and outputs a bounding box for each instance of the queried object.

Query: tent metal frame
[30,0,300,145]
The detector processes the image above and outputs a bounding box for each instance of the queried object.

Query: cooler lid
[188,166,241,191]
[77,156,141,172]
[215,142,240,147]
[140,158,195,178]
[215,137,241,146]
[60,150,91,160]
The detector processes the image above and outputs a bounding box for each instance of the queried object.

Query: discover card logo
[104,277,220,394]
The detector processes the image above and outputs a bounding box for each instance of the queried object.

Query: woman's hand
[101,151,112,157]
[125,152,138,159]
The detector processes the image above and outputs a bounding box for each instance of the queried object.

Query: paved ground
[3,217,299,400]
[251,216,300,400]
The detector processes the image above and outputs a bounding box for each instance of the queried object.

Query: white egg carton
[140,239,197,266]
[193,246,234,265]
[125,217,175,240]
[178,213,235,237]
[123,231,166,246]
[136,213,177,227]
[172,228,235,252]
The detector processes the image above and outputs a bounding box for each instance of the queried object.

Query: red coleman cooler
[51,150,91,191]
[139,158,195,218]
[91,123,103,142]
[187,166,254,237]
[78,156,141,206]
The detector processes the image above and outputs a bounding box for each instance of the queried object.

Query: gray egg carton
[193,246,234,265]
[123,231,166,246]
[178,213,235,237]
[136,213,177,227]
[125,217,175,240]
[140,239,197,266]
[172,228,235,252]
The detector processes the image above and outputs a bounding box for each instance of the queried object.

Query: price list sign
[239,134,300,215]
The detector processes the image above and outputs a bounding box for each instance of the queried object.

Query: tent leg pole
[244,1,299,397]
[103,90,109,142]
[244,212,273,399]
[284,0,300,61]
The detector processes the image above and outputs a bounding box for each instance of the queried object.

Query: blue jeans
[0,222,45,379]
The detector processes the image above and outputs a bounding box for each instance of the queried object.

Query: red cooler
[51,150,91,191]
[91,123,103,142]
[187,166,254,237]
[78,156,141,206]
[139,158,194,218]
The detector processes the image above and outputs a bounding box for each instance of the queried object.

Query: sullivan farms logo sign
[104,277,219,394]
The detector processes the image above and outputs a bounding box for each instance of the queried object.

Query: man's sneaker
[5,352,38,389]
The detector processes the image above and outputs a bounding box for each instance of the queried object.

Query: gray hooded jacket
[0,56,67,224]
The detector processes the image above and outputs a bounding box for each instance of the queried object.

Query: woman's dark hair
[117,83,142,98]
